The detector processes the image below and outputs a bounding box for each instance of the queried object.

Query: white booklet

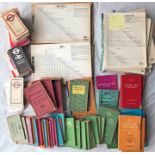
[4,78,24,113]
[31,42,92,81]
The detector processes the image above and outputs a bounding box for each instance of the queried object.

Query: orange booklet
[118,115,142,152]
[140,117,145,152]
[67,77,96,118]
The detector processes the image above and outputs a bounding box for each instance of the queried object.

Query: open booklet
[31,3,92,44]
[31,42,92,82]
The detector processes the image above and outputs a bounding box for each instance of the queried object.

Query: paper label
[109,14,125,30]
[72,85,85,95]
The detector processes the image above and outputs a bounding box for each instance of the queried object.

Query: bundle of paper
[118,109,146,152]
[1,8,30,47]
[31,3,92,44]
[119,74,143,109]
[67,78,96,118]
[24,78,64,118]
[30,42,92,82]
[101,11,155,75]
[7,114,66,147]
[7,46,32,77]
[4,78,24,113]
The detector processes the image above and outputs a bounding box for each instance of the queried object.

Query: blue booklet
[120,109,145,116]
[51,113,65,145]
[99,90,119,108]
[33,118,39,146]
[42,119,48,147]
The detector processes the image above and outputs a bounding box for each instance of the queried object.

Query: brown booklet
[1,8,29,42]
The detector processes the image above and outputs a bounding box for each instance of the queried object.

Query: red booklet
[46,119,50,148]
[24,81,56,118]
[32,79,57,107]
[31,117,35,144]
[37,119,44,146]
[119,74,143,109]
[48,119,53,147]
[52,80,63,113]
[53,118,58,146]
[42,79,57,107]
[41,120,45,148]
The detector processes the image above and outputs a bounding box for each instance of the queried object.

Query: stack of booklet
[7,113,106,150]
[0,4,149,152]
[118,109,146,152]
[96,75,119,149]
[7,114,66,147]
[101,10,155,75]
[95,74,147,151]
[24,79,64,118]
[1,8,30,48]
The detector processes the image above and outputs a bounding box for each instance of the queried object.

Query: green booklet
[99,116,105,144]
[7,114,28,144]
[21,116,29,144]
[81,120,96,150]
[69,80,89,112]
[81,121,87,149]
[65,117,76,147]
[98,106,119,144]
[75,120,81,148]
[85,115,100,144]
[99,90,119,108]
[107,126,118,149]
[86,121,96,149]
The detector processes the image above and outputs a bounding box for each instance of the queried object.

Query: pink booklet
[49,118,55,147]
[53,119,58,146]
[25,117,33,144]
[96,75,118,90]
